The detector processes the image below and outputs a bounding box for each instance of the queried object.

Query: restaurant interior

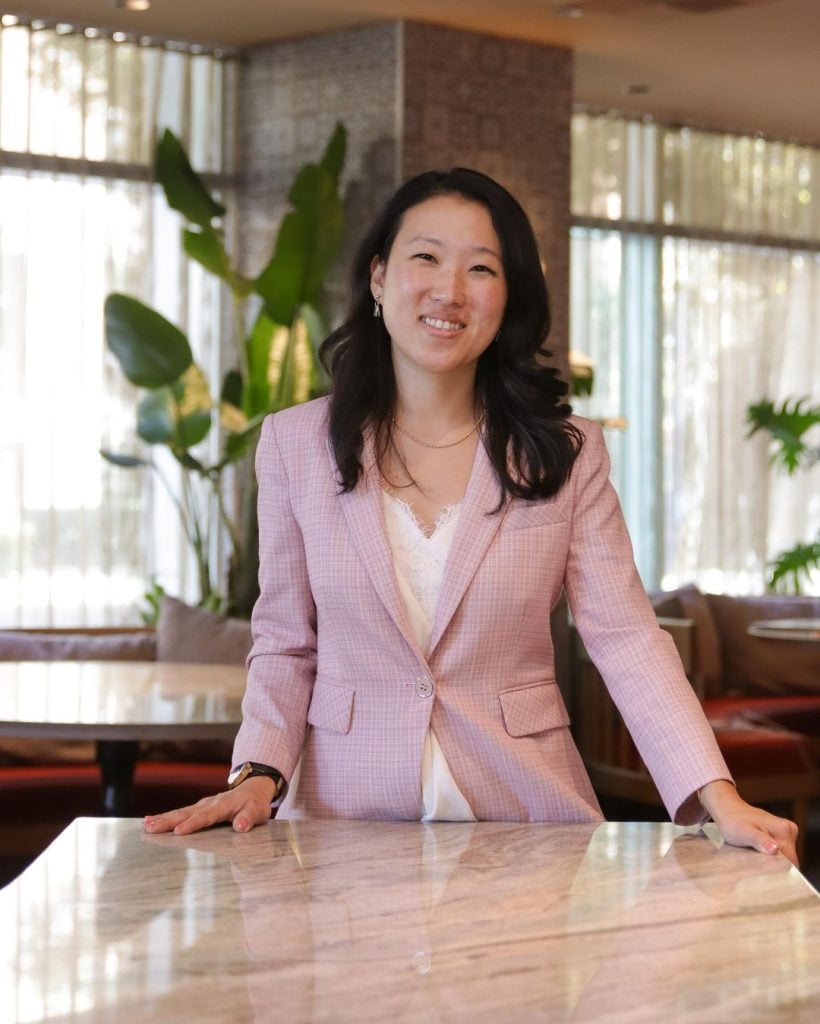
[0,1,818,1020]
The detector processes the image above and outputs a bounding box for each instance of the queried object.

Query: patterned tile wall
[238,23,401,307]
[402,23,572,372]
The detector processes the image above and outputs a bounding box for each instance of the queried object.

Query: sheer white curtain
[0,21,235,625]
[571,113,820,594]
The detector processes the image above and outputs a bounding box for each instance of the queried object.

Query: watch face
[228,762,252,788]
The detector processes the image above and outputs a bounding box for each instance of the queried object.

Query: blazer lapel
[332,433,428,665]
[428,440,508,655]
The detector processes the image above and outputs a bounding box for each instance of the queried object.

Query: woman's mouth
[420,316,465,331]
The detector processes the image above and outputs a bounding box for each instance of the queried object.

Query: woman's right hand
[143,775,278,836]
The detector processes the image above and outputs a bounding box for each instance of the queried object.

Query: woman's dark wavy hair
[319,167,583,505]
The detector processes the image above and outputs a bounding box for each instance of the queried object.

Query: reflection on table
[0,661,245,812]
[1,818,818,1023]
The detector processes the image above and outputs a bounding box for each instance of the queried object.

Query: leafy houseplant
[103,124,347,617]
[746,396,820,594]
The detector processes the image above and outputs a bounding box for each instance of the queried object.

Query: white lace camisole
[381,491,477,822]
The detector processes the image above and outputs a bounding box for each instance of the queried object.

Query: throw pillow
[707,593,820,695]
[156,596,253,665]
[151,596,253,764]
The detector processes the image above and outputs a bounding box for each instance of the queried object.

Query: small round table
[747,619,820,642]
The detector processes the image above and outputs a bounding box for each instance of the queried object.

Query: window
[571,113,820,593]
[0,19,236,625]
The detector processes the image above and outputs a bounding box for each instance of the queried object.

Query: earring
[373,297,382,319]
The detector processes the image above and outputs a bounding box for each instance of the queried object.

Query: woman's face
[370,194,508,386]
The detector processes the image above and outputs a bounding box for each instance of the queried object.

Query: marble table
[2,818,818,1023]
[748,618,820,642]
[0,661,245,812]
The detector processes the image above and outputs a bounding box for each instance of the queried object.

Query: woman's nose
[431,267,464,304]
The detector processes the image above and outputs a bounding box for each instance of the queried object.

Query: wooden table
[0,661,245,813]
[1,818,818,1023]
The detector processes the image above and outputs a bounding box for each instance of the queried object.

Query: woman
[145,168,798,865]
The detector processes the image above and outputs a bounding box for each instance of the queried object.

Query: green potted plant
[103,124,347,617]
[746,396,820,594]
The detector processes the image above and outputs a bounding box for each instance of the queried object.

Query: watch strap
[228,761,287,807]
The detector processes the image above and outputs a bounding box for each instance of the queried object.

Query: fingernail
[235,818,246,832]
[764,840,779,854]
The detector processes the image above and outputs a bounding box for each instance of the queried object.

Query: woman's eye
[412,252,436,262]
[472,264,497,275]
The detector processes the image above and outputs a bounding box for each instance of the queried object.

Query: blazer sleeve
[563,420,731,825]
[231,413,317,780]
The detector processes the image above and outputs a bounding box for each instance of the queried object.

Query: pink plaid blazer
[233,397,730,825]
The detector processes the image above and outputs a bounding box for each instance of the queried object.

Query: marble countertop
[2,818,819,1023]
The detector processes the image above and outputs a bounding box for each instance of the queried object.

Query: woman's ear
[370,256,385,298]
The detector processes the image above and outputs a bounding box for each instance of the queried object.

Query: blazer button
[415,676,434,698]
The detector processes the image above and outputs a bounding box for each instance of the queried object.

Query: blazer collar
[332,429,508,664]
[333,431,428,666]
[428,437,507,655]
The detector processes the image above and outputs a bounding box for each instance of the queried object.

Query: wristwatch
[227,761,287,808]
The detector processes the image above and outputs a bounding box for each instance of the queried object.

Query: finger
[742,824,799,867]
[755,816,800,868]
[143,804,200,834]
[171,796,240,835]
[144,792,238,836]
[232,796,271,833]
[769,821,800,868]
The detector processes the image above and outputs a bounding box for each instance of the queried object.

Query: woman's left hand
[698,779,799,868]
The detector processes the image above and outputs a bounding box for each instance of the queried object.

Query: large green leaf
[137,389,176,444]
[244,309,276,418]
[155,128,225,229]
[136,364,212,448]
[301,302,330,396]
[183,227,231,279]
[222,412,267,466]
[254,125,346,326]
[220,369,243,409]
[105,294,192,388]
[321,122,346,185]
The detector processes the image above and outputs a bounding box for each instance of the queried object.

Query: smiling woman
[142,166,798,869]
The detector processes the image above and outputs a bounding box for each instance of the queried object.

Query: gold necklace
[391,414,483,449]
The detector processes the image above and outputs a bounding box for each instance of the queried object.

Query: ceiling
[4,0,819,144]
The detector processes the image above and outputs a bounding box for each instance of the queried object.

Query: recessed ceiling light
[555,4,585,17]
[114,1,152,11]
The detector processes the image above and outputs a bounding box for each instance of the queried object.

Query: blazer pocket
[498,681,570,738]
[307,680,355,735]
[501,502,568,531]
